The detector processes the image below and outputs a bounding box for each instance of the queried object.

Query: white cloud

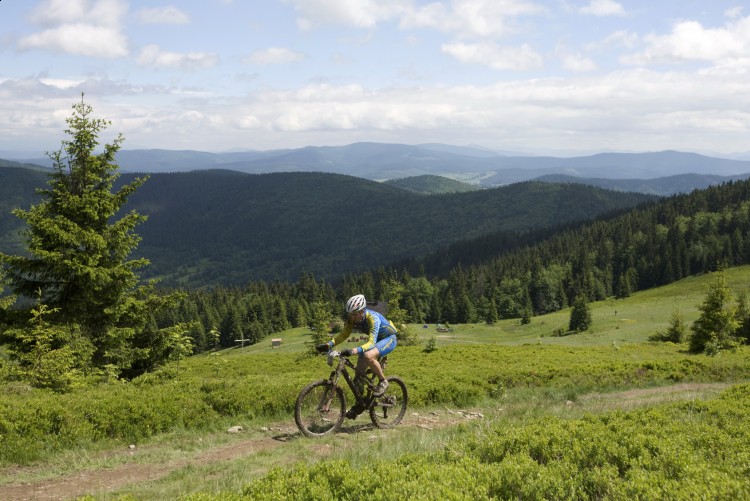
[588,30,639,51]
[725,6,744,19]
[285,0,407,30]
[214,69,750,154]
[244,83,460,132]
[19,0,128,58]
[286,0,546,37]
[401,0,546,38]
[5,2,750,155]
[623,16,750,65]
[561,53,597,72]
[137,7,190,25]
[28,0,88,26]
[3,65,750,155]
[579,0,626,17]
[245,47,307,65]
[136,44,219,70]
[39,78,86,89]
[28,0,126,27]
[19,24,129,58]
[441,41,543,70]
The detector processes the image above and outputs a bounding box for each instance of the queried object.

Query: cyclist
[316,294,398,418]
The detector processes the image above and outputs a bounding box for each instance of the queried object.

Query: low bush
[1,344,749,465]
[235,383,750,500]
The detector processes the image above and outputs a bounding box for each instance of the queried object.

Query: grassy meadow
[1,266,749,499]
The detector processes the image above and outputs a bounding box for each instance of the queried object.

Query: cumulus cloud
[218,70,750,155]
[6,1,750,155]
[136,6,190,25]
[4,65,749,154]
[136,44,219,69]
[588,30,639,51]
[579,0,626,17]
[19,24,129,58]
[19,0,128,58]
[285,0,407,30]
[441,41,544,70]
[39,78,86,89]
[623,15,750,65]
[401,0,546,38]
[286,0,545,37]
[725,6,744,19]
[244,47,307,65]
[238,83,460,133]
[561,53,597,72]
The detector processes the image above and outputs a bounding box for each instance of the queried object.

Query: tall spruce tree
[0,96,176,375]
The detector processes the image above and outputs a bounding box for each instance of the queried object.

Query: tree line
[156,177,750,357]
[121,174,750,355]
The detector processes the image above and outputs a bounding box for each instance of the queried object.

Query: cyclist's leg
[366,335,397,392]
[347,357,370,419]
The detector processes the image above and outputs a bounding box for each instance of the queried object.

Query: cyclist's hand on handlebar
[315,343,330,353]
[341,348,356,357]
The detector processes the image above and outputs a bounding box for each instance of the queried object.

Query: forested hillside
[0,167,45,255]
[155,179,750,352]
[384,175,480,194]
[535,172,750,196]
[0,167,654,286]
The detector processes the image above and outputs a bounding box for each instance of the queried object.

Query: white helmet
[345,294,367,313]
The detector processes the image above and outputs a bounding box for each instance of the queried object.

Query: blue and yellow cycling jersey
[330,309,398,354]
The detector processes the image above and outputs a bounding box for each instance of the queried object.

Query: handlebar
[326,350,341,367]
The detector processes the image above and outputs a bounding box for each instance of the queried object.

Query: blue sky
[1,0,750,156]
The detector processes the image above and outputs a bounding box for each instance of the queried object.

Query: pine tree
[650,308,687,343]
[3,294,86,392]
[484,295,499,325]
[568,296,592,333]
[307,301,332,354]
[0,96,179,375]
[0,267,15,313]
[689,268,740,354]
[382,278,419,345]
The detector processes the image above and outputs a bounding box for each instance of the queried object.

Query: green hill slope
[384,175,480,194]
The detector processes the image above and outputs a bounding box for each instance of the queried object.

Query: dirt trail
[0,382,730,501]
[0,435,285,501]
[0,411,461,501]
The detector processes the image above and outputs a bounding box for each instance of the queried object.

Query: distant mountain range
[14,143,750,187]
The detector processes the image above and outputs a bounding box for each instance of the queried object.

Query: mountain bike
[294,351,408,438]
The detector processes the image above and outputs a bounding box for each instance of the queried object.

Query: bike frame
[326,351,376,407]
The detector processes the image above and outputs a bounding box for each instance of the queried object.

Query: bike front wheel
[295,380,346,438]
[369,376,408,429]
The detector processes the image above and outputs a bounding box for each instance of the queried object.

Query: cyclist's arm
[352,312,379,355]
[328,321,353,348]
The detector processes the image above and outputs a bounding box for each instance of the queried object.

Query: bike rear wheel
[295,380,346,438]
[369,376,407,429]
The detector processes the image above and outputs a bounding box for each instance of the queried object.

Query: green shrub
[2,344,749,465]
[236,384,750,500]
[423,336,437,353]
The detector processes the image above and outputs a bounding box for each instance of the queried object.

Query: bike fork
[318,374,339,413]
